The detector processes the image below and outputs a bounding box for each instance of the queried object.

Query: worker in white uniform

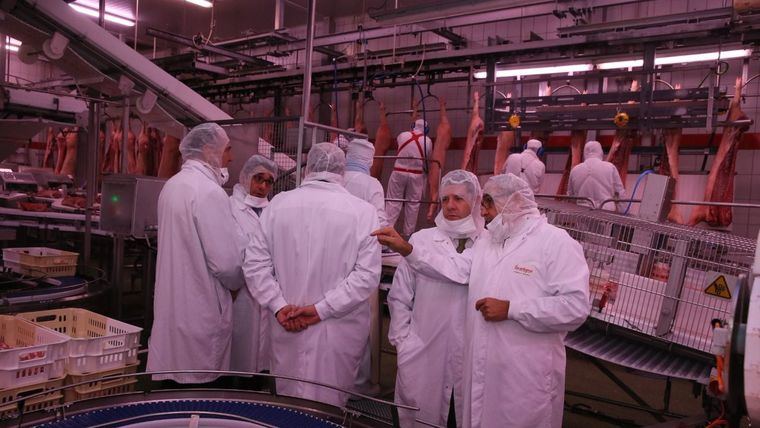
[229,154,278,376]
[568,140,626,211]
[374,173,590,428]
[385,119,433,238]
[343,137,387,397]
[148,123,243,384]
[244,143,381,406]
[503,138,545,194]
[344,138,388,227]
[389,169,484,427]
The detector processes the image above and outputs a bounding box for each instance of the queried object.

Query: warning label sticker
[704,275,732,300]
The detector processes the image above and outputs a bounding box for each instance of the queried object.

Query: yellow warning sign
[705,275,732,300]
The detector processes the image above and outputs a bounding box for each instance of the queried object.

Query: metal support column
[274,0,285,31]
[84,102,101,266]
[296,0,316,186]
[639,44,656,133]
[111,236,125,318]
[484,58,496,134]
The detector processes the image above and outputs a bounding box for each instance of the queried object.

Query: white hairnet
[483,173,535,214]
[305,142,346,181]
[584,140,604,161]
[412,119,428,133]
[346,138,375,168]
[239,154,278,193]
[179,123,230,167]
[440,169,485,231]
[526,139,542,152]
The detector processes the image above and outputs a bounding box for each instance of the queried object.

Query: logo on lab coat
[513,264,534,276]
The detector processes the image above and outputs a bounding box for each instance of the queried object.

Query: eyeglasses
[252,174,275,186]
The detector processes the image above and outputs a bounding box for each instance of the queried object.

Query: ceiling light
[186,0,213,7]
[597,49,752,69]
[474,63,593,79]
[69,3,135,27]
[6,45,19,52]
[5,37,21,47]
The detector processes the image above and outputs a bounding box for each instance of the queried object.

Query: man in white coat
[148,123,244,384]
[568,140,626,211]
[229,154,278,376]
[389,169,483,427]
[385,119,433,238]
[244,142,381,406]
[374,174,590,428]
[503,139,545,194]
[344,138,388,227]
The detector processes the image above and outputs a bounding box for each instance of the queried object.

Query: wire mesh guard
[539,200,756,355]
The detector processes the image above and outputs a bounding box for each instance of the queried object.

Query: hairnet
[526,139,542,152]
[583,140,604,161]
[305,142,346,182]
[346,138,375,168]
[483,173,535,214]
[440,169,485,231]
[179,123,230,167]
[239,154,278,193]
[412,119,428,133]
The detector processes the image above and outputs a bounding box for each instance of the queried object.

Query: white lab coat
[406,217,590,428]
[388,227,471,427]
[148,160,244,383]
[504,151,545,194]
[229,184,270,373]
[568,158,626,211]
[386,130,433,237]
[344,170,388,227]
[244,178,381,406]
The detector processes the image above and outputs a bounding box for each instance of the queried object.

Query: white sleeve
[404,234,473,285]
[369,180,389,228]
[243,208,288,314]
[387,260,416,347]
[508,234,590,333]
[611,166,627,212]
[195,189,244,291]
[567,170,577,196]
[314,214,382,320]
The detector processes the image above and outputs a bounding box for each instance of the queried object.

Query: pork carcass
[557,130,587,195]
[60,127,78,177]
[126,124,137,174]
[43,127,54,169]
[688,77,749,227]
[135,123,152,176]
[149,127,163,175]
[606,128,637,185]
[54,129,66,174]
[157,134,182,179]
[658,128,684,224]
[354,92,367,134]
[370,101,393,179]
[427,97,452,220]
[494,130,514,176]
[461,91,484,173]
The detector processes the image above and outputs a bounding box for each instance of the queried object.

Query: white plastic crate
[64,363,138,403]
[0,316,68,390]
[0,376,64,420]
[17,309,141,376]
[2,247,78,278]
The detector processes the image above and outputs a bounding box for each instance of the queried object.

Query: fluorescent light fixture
[6,45,19,52]
[186,0,213,7]
[474,63,593,79]
[5,37,21,47]
[69,3,135,26]
[598,49,752,69]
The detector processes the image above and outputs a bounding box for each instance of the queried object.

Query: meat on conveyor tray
[688,77,750,227]
[370,101,393,180]
[427,97,452,220]
[19,201,49,212]
[557,129,587,195]
[36,189,62,198]
[658,128,684,224]
[461,91,484,173]
[157,134,182,179]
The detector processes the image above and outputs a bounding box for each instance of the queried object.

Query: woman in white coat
[244,143,381,406]
[147,123,244,384]
[375,174,590,428]
[229,154,278,375]
[389,169,483,427]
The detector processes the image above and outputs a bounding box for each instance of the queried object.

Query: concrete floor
[376,313,706,427]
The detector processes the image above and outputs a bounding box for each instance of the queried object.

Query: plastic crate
[64,363,138,403]
[2,247,78,278]
[17,309,141,376]
[0,316,68,390]
[0,376,64,420]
